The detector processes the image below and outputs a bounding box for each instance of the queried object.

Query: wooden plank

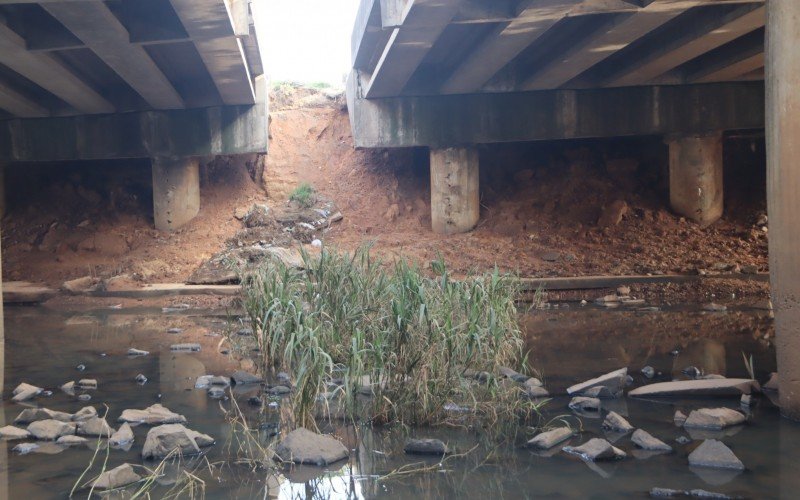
[607,5,765,87]
[43,2,184,110]
[364,0,461,98]
[0,23,114,114]
[440,0,582,95]
[0,80,48,117]
[170,0,255,105]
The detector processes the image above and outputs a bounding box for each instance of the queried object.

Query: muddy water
[1,304,798,499]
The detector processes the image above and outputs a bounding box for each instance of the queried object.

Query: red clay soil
[1,85,770,302]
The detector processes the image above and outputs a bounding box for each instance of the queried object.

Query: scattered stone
[525,385,550,398]
[208,387,226,399]
[404,438,449,456]
[170,343,201,352]
[567,368,627,398]
[72,406,97,422]
[275,428,349,466]
[703,303,727,312]
[763,372,779,392]
[119,404,187,425]
[142,424,213,460]
[167,327,183,334]
[617,286,631,296]
[0,425,32,440]
[598,200,628,227]
[267,385,292,395]
[109,423,135,447]
[569,396,601,412]
[684,408,746,430]
[78,394,92,402]
[92,464,142,490]
[78,379,97,390]
[231,370,263,385]
[676,436,692,445]
[628,379,759,398]
[582,386,615,399]
[77,417,116,437]
[128,348,149,357]
[13,443,39,455]
[15,408,72,424]
[27,419,76,440]
[243,204,273,228]
[12,382,43,402]
[61,381,76,394]
[642,366,655,379]
[632,429,672,452]
[682,366,702,378]
[688,439,744,470]
[527,427,574,449]
[602,411,634,433]
[56,435,88,446]
[136,374,148,384]
[740,394,752,407]
[675,410,688,426]
[563,438,626,461]
[76,364,86,371]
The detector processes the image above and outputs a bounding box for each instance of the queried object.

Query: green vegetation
[289,182,316,208]
[240,247,537,429]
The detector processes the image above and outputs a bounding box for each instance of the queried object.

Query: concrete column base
[667,133,724,225]
[152,157,200,231]
[430,147,480,235]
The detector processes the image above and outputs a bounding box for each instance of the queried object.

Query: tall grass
[241,247,533,428]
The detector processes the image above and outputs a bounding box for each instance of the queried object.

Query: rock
[267,385,292,395]
[563,438,626,461]
[688,439,744,470]
[61,381,76,394]
[567,368,627,398]
[595,294,620,304]
[170,343,201,352]
[740,394,752,407]
[62,276,99,294]
[128,348,149,356]
[522,377,544,388]
[602,411,634,433]
[274,428,349,466]
[142,424,212,459]
[582,386,615,399]
[0,425,32,440]
[208,387,226,399]
[234,206,249,220]
[110,423,135,447]
[598,200,628,227]
[92,464,141,490]
[525,385,550,398]
[527,427,574,449]
[703,303,727,312]
[676,436,692,445]
[763,372,779,392]
[13,443,39,455]
[277,372,292,383]
[72,407,97,422]
[641,366,655,379]
[632,429,672,451]
[541,251,560,262]
[675,410,688,426]
[119,404,187,425]
[27,419,75,440]
[167,327,183,334]
[243,204,273,228]
[77,417,116,437]
[136,374,148,384]
[15,408,72,424]
[628,379,759,398]
[617,286,631,296]
[78,394,92,402]
[231,370,263,385]
[76,364,86,371]
[650,488,685,497]
[404,438,449,455]
[684,408,746,430]
[78,379,97,390]
[683,366,702,378]
[12,382,43,402]
[569,396,601,412]
[56,435,88,446]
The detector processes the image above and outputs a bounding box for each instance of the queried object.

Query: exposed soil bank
[1,85,769,303]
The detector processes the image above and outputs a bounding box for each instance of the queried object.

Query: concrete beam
[170,0,255,105]
[0,75,268,162]
[352,0,392,72]
[227,0,251,37]
[684,29,764,83]
[42,2,185,110]
[440,0,581,95]
[607,4,765,87]
[348,72,764,148]
[668,133,724,225]
[364,0,461,98]
[430,147,480,235]
[766,0,800,420]
[152,156,200,231]
[0,23,114,115]
[0,81,49,118]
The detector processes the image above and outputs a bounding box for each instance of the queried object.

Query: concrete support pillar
[430,147,479,234]
[152,156,200,231]
[667,133,724,225]
[0,162,6,219]
[766,0,800,420]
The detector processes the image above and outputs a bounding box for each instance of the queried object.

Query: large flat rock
[688,439,744,470]
[275,428,349,466]
[567,368,628,397]
[629,379,759,398]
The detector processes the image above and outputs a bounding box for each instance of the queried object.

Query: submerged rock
[628,379,759,398]
[15,408,72,425]
[583,386,616,399]
[142,424,213,460]
[77,417,115,437]
[563,438,626,461]
[567,368,627,398]
[688,439,744,470]
[602,411,634,433]
[404,438,449,456]
[170,343,201,352]
[56,435,88,446]
[12,382,43,402]
[231,371,263,385]
[763,372,779,392]
[674,410,688,426]
[72,406,98,422]
[119,404,187,425]
[275,428,349,466]
[527,427,574,449]
[77,379,97,390]
[128,348,149,357]
[13,443,40,455]
[27,419,76,440]
[136,374,148,385]
[195,375,231,389]
[92,464,141,490]
[632,429,672,452]
[0,425,32,440]
[208,387,226,399]
[684,408,745,430]
[109,423,135,447]
[569,396,602,412]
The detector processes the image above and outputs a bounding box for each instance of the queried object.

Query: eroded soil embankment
[1,85,769,303]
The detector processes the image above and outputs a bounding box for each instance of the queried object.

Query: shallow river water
[1,302,798,499]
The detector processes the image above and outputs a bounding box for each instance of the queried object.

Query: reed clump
[241,247,534,428]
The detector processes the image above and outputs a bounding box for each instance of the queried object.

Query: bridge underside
[0,0,268,231]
